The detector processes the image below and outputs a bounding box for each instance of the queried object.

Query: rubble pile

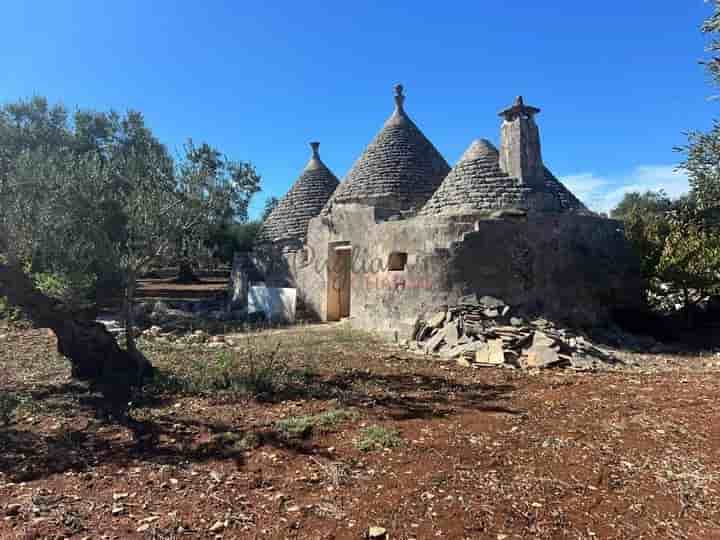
[410,295,618,371]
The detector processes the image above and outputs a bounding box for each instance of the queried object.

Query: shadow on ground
[0,367,519,482]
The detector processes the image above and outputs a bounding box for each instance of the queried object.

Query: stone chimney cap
[498,95,541,120]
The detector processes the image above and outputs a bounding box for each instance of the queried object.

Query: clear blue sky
[1,1,715,216]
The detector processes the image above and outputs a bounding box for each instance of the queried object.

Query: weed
[276,409,358,439]
[146,340,316,401]
[146,369,190,395]
[0,296,23,323]
[0,393,20,425]
[355,425,403,452]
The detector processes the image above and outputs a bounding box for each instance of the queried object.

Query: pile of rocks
[141,326,230,347]
[409,295,618,371]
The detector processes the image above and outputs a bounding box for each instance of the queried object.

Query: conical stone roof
[257,142,339,244]
[419,139,586,216]
[325,85,450,213]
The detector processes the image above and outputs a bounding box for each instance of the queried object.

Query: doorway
[327,245,351,321]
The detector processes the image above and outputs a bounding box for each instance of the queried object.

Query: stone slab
[475,339,505,365]
[524,344,561,369]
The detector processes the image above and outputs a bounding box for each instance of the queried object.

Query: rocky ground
[1,320,720,540]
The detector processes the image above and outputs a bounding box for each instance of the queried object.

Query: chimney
[498,96,544,185]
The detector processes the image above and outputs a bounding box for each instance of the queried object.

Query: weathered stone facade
[236,87,643,337]
[295,207,642,337]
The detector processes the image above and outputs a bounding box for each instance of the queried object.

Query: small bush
[0,296,23,322]
[146,369,190,395]
[0,393,20,425]
[33,271,97,310]
[194,431,262,456]
[276,409,357,439]
[152,344,316,400]
[355,425,403,452]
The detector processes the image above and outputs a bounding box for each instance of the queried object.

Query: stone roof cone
[420,100,587,217]
[258,142,339,244]
[324,84,450,213]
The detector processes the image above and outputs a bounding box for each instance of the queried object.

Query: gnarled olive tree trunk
[0,263,154,396]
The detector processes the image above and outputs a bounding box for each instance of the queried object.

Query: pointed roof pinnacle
[458,139,499,162]
[394,83,405,113]
[386,83,411,127]
[305,141,325,171]
[258,141,339,243]
[498,95,541,121]
[326,82,449,212]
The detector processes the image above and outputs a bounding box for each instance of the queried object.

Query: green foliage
[0,296,23,321]
[684,3,720,211]
[0,96,263,346]
[355,425,403,452]
[622,3,720,313]
[235,346,301,398]
[610,190,674,221]
[701,2,720,88]
[33,271,97,310]
[261,196,279,221]
[212,431,261,452]
[173,140,261,268]
[206,221,262,263]
[614,191,673,281]
[235,222,262,252]
[276,409,357,439]
[148,346,314,400]
[613,191,720,311]
[657,214,720,299]
[677,123,720,211]
[0,393,20,425]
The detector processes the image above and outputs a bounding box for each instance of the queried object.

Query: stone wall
[298,205,643,338]
[233,204,643,339]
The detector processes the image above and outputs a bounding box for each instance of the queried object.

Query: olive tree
[0,97,260,404]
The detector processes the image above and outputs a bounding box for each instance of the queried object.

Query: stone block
[475,339,505,365]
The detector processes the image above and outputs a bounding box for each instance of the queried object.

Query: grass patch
[276,409,358,439]
[355,425,403,452]
[139,326,383,403]
[192,431,262,457]
[145,344,316,401]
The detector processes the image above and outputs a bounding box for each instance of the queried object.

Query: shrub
[276,409,357,439]
[355,425,403,452]
[0,296,23,322]
[0,393,20,425]
[33,271,97,310]
[152,344,315,400]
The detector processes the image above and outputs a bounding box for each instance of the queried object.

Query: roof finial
[394,83,405,112]
[310,141,320,159]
